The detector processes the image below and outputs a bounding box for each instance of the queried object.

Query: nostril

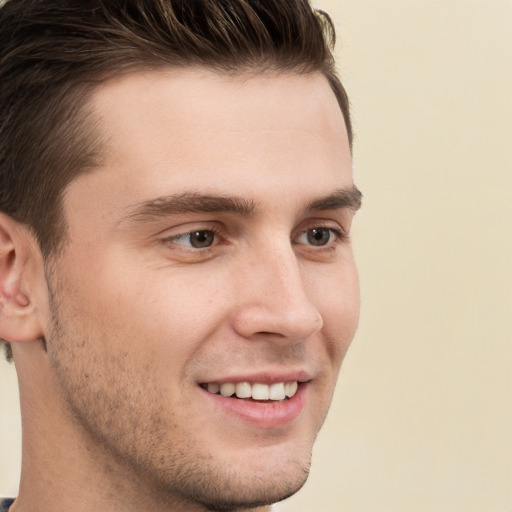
[255,331,286,337]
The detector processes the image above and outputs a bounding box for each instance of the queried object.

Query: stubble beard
[44,273,312,511]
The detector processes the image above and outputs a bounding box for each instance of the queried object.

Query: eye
[296,227,342,247]
[171,230,216,248]
[306,228,331,246]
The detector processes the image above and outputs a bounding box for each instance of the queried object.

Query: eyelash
[162,224,348,252]
[163,225,224,250]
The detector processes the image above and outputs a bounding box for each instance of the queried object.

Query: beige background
[1,1,511,510]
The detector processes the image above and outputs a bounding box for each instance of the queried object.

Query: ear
[0,214,45,343]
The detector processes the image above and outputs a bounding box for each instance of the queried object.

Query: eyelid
[294,217,349,241]
[294,226,347,247]
[160,224,224,249]
[156,218,349,255]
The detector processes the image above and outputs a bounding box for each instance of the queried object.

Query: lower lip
[201,383,308,429]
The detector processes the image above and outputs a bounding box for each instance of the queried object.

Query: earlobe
[0,214,45,343]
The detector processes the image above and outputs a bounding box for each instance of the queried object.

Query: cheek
[82,260,229,369]
[313,260,360,363]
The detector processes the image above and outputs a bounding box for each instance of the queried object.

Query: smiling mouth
[200,381,299,401]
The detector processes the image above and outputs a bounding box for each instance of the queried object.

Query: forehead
[92,67,346,132]
[68,68,352,221]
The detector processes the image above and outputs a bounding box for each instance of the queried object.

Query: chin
[185,466,310,512]
[150,442,312,511]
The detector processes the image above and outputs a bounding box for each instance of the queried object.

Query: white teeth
[235,382,252,398]
[251,383,270,400]
[207,383,220,394]
[220,382,235,397]
[284,381,298,398]
[205,381,299,400]
[269,382,286,400]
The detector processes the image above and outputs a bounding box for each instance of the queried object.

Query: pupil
[191,231,214,248]
[307,228,330,246]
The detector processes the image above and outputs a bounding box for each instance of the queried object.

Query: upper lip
[198,369,313,385]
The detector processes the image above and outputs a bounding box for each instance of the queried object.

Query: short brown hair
[0,0,352,361]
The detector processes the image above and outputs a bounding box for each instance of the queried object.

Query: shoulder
[0,498,15,512]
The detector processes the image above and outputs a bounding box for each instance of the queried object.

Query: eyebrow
[125,193,256,222]
[307,185,362,213]
[124,185,362,224]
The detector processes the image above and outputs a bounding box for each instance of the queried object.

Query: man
[0,0,361,511]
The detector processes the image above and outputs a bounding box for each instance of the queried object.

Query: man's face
[44,69,360,509]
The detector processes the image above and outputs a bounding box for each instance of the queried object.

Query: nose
[231,243,323,343]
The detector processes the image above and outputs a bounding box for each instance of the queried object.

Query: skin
[0,68,360,511]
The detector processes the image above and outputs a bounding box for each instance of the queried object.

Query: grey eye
[172,230,216,248]
[305,228,331,246]
[188,230,215,248]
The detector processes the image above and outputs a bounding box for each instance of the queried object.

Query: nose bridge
[259,243,303,300]
[232,238,323,341]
